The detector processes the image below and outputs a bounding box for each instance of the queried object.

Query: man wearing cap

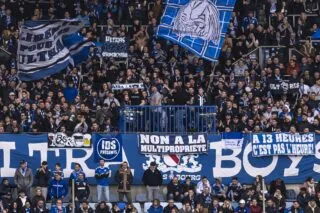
[35,161,51,200]
[142,161,163,201]
[235,199,250,213]
[14,160,33,197]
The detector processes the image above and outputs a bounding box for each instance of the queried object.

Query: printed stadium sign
[138,133,208,154]
[251,132,315,157]
[94,134,123,162]
[48,132,91,148]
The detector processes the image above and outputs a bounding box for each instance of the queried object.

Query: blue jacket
[95,166,110,186]
[50,205,66,213]
[235,206,250,213]
[69,170,86,182]
[148,205,164,213]
[48,179,68,198]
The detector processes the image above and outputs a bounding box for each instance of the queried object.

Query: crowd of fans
[0,0,317,134]
[2,159,320,212]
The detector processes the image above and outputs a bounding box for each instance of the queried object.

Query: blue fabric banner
[0,133,320,184]
[157,0,236,61]
[251,133,315,157]
[17,20,93,81]
[93,133,123,162]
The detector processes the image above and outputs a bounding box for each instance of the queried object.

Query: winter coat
[114,167,133,192]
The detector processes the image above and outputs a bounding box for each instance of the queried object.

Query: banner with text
[138,133,208,154]
[252,133,315,157]
[48,132,92,148]
[1,133,320,184]
[112,83,144,91]
[93,133,123,162]
[269,79,300,95]
[102,36,128,58]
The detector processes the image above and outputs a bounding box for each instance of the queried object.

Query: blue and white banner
[1,133,320,184]
[102,36,128,58]
[157,0,236,61]
[252,133,315,157]
[112,83,144,91]
[138,133,208,154]
[17,20,84,81]
[93,133,123,162]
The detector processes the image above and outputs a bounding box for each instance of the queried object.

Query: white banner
[112,83,144,90]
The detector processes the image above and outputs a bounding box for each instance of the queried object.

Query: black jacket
[75,180,90,202]
[142,168,162,186]
[16,196,31,212]
[35,167,51,187]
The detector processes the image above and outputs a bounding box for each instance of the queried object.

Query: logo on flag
[157,0,237,61]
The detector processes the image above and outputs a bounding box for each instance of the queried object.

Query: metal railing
[119,105,217,133]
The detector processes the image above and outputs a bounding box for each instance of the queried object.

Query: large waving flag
[157,0,236,61]
[17,20,93,81]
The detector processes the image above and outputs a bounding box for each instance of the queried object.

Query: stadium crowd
[0,0,317,134]
[1,158,320,213]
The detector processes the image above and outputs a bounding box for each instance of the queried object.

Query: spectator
[33,199,49,213]
[48,173,68,203]
[183,189,198,209]
[167,176,183,202]
[212,178,226,199]
[273,188,286,213]
[78,200,93,213]
[66,200,77,213]
[147,199,163,213]
[69,163,86,185]
[196,176,211,194]
[197,186,213,209]
[235,199,250,213]
[95,201,111,213]
[142,161,163,201]
[15,189,31,212]
[305,198,320,213]
[269,178,286,196]
[50,198,66,213]
[250,198,262,213]
[266,199,277,213]
[297,187,311,210]
[208,198,221,213]
[124,203,138,213]
[182,177,196,197]
[14,160,33,197]
[163,199,178,213]
[221,199,234,213]
[114,161,133,204]
[179,202,193,213]
[22,201,32,213]
[285,201,304,213]
[74,173,90,204]
[0,178,15,209]
[35,161,51,201]
[304,177,317,196]
[95,159,110,202]
[51,163,64,180]
[32,187,46,209]
[227,177,243,202]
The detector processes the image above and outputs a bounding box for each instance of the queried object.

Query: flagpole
[262,178,266,213]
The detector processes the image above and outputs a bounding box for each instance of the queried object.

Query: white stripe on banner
[112,83,144,91]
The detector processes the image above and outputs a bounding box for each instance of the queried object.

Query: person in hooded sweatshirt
[147,199,163,213]
[15,190,31,212]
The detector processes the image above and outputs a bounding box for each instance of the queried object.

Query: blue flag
[157,0,236,61]
[17,20,92,81]
[63,34,95,65]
